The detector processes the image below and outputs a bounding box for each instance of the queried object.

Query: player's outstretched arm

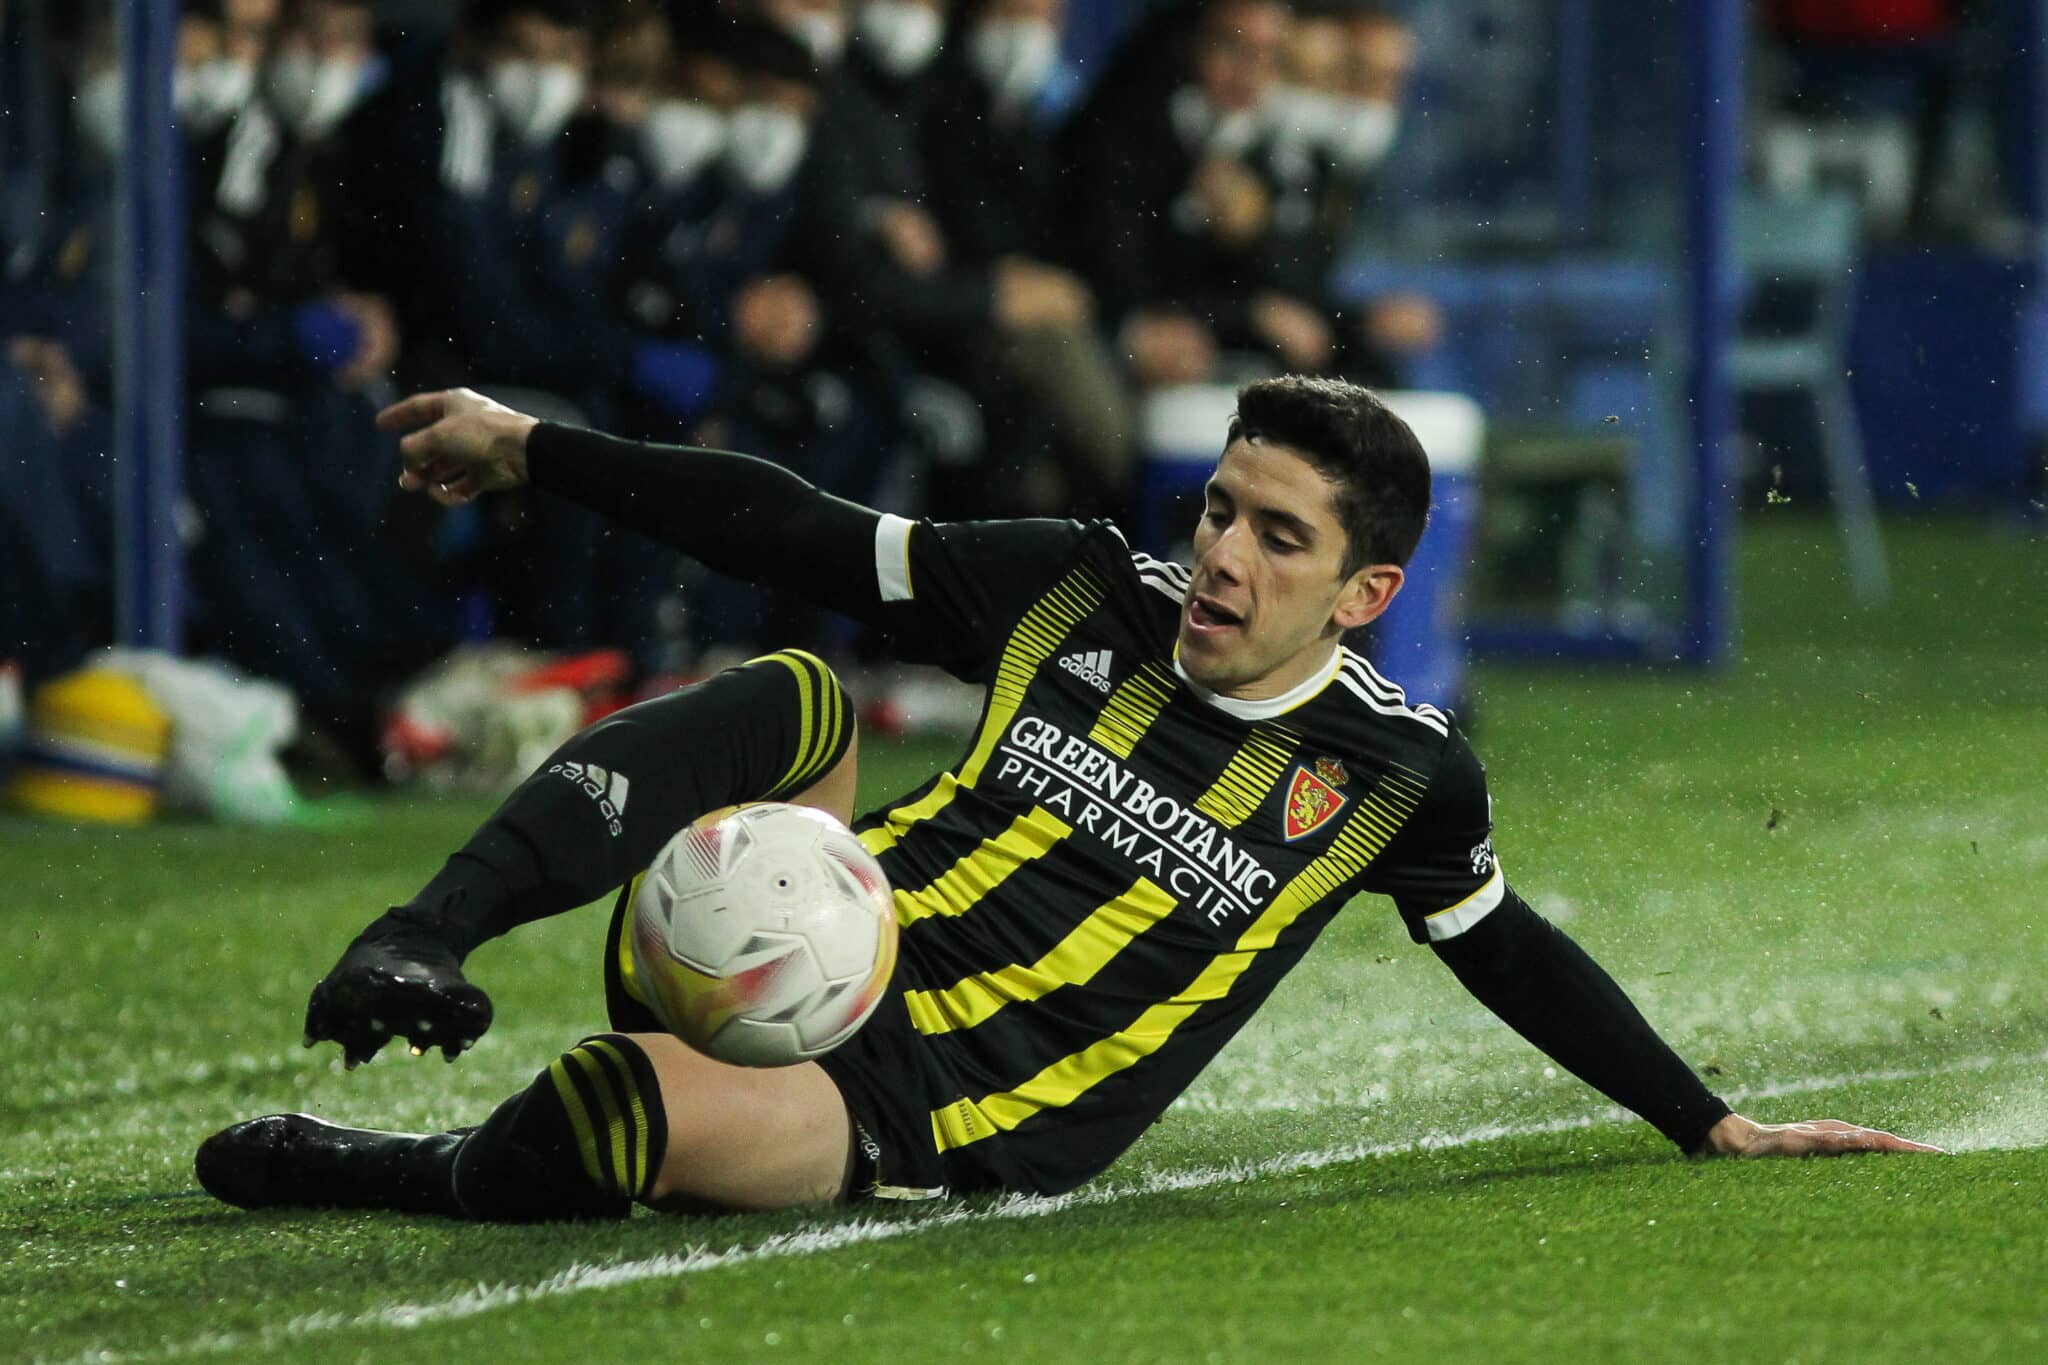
[1701,1113,1943,1157]
[377,388,890,624]
[1395,733,1941,1160]
[1433,897,1942,1158]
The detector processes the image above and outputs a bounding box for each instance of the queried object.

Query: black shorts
[601,885,966,1203]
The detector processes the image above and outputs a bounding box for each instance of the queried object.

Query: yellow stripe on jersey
[1193,727,1299,829]
[755,649,845,796]
[857,774,960,858]
[1086,664,1175,759]
[618,871,651,1007]
[892,807,1073,926]
[862,569,1104,854]
[905,875,1177,1035]
[930,766,1434,1153]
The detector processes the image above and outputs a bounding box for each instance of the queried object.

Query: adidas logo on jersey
[1058,649,1115,693]
[549,760,630,836]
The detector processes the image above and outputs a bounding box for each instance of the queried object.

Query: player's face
[1180,438,1402,700]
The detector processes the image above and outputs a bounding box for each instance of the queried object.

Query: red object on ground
[506,649,634,724]
[504,650,633,697]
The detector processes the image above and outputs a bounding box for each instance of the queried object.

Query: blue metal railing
[111,0,185,651]
[1681,0,1742,666]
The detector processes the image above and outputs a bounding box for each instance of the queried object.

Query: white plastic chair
[1729,190,1889,603]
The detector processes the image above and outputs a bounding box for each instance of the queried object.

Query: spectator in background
[919,0,1134,517]
[1061,0,1436,391]
[185,0,396,408]
[846,0,948,127]
[854,0,946,89]
[759,0,850,65]
[332,0,716,662]
[611,7,739,333]
[619,14,896,660]
[1,318,107,688]
[624,16,875,487]
[177,0,441,764]
[1257,0,1438,383]
[2,9,122,683]
[545,0,683,405]
[260,0,406,553]
[265,0,390,142]
[768,0,1107,522]
[332,0,600,397]
[635,3,744,199]
[578,0,820,456]
[1059,0,1296,388]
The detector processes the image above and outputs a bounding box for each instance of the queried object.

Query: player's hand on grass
[302,913,494,1068]
[379,387,539,506]
[1704,1113,1944,1157]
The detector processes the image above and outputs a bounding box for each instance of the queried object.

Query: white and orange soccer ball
[628,803,898,1067]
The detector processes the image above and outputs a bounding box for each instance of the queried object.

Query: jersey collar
[1171,644,1342,721]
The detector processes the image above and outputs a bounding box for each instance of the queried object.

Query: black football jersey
[849,515,1507,1194]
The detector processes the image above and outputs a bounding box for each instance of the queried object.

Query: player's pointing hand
[1703,1113,1945,1157]
[378,387,539,506]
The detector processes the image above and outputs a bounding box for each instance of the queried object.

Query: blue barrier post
[111,0,185,651]
[1680,0,1741,666]
[1553,0,1595,239]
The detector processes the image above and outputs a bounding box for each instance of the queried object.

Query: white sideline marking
[74,1047,2048,1363]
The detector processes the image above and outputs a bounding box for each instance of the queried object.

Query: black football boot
[195,1114,467,1215]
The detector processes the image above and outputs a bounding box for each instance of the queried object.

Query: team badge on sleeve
[1283,760,1349,841]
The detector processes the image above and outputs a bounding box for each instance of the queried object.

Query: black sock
[366,1130,470,1216]
[449,1034,670,1222]
[394,650,851,958]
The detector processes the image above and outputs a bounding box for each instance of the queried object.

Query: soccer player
[197,379,1937,1221]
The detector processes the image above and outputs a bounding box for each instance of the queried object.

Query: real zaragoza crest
[1283,759,1349,841]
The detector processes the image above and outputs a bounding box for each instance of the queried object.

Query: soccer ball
[628,803,899,1067]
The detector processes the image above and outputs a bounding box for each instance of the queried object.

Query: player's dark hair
[1226,376,1431,572]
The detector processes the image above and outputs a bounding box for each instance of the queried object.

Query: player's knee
[627,1033,717,1205]
[743,648,851,716]
[627,1035,853,1210]
[741,649,856,799]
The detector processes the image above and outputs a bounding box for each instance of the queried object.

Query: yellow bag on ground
[8,668,170,824]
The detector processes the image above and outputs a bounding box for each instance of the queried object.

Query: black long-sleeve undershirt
[524,421,884,624]
[1432,893,1730,1153]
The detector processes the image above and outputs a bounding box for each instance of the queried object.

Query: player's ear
[1331,563,1402,631]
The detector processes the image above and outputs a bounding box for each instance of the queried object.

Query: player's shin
[450,1034,670,1221]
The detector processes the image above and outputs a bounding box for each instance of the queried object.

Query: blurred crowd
[1,0,1439,764]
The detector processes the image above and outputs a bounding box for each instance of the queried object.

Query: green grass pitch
[5,516,2046,1362]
